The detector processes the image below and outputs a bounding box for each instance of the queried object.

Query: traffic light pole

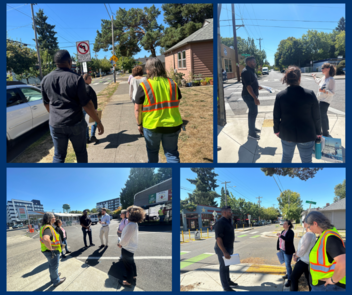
[111,15,116,83]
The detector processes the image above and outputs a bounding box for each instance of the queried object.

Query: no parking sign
[76,40,92,62]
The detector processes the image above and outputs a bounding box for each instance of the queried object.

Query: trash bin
[194,231,201,240]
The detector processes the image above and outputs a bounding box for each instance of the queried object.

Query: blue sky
[6,3,166,60]
[7,168,132,212]
[181,168,345,210]
[220,4,346,65]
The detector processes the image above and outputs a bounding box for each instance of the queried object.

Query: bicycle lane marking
[180,253,214,269]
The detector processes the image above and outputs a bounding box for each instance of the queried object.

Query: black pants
[121,248,137,284]
[319,102,330,135]
[82,227,93,247]
[290,260,311,291]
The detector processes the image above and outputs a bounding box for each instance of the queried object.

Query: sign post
[82,62,88,74]
[76,40,92,63]
[248,214,251,226]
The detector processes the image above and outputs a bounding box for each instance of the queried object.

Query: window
[20,87,42,102]
[178,51,186,69]
[228,59,233,73]
[224,59,232,73]
[7,89,25,107]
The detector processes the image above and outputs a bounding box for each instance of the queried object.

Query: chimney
[326,203,330,207]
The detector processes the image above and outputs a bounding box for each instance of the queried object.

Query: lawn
[159,85,214,163]
[12,82,119,163]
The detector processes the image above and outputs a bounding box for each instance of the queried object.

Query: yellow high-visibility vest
[39,225,62,253]
[309,227,345,286]
[140,77,183,130]
[158,209,164,216]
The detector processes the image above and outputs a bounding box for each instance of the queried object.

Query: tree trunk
[151,47,156,57]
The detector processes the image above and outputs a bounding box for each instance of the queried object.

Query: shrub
[336,60,345,75]
[257,71,262,76]
[205,77,213,83]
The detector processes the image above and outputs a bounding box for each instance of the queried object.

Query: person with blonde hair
[129,66,147,103]
[312,63,336,137]
[118,205,145,288]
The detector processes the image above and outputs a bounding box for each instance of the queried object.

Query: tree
[334,179,346,203]
[274,37,306,68]
[221,37,234,48]
[100,58,113,72]
[261,168,323,181]
[120,168,156,208]
[154,168,172,184]
[277,190,303,221]
[40,49,56,77]
[161,4,212,50]
[335,30,345,57]
[116,56,137,73]
[336,17,345,32]
[90,208,98,213]
[186,168,219,207]
[34,9,59,57]
[301,30,331,62]
[94,5,164,57]
[15,67,37,84]
[6,40,37,74]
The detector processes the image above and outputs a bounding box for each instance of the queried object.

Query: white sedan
[7,82,48,145]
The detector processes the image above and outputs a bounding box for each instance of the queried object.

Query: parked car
[89,214,99,225]
[7,81,49,146]
[262,67,269,75]
[102,72,106,76]
[281,69,286,73]
[253,221,259,226]
[280,220,284,225]
[12,224,19,229]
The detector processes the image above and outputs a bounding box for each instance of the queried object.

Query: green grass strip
[250,235,261,238]
[180,253,213,269]
[181,252,188,255]
[238,234,248,237]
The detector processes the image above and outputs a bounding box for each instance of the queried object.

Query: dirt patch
[12,82,119,163]
[241,257,265,264]
[298,274,310,291]
[159,86,213,163]
[180,283,201,291]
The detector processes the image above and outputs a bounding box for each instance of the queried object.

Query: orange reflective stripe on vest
[40,225,60,245]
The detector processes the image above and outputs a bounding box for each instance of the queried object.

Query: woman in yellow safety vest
[134,57,183,163]
[39,212,66,287]
[305,211,345,291]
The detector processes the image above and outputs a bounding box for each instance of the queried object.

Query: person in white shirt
[118,205,145,288]
[99,208,110,248]
[290,222,316,291]
[312,63,336,137]
[129,66,147,104]
[117,209,129,237]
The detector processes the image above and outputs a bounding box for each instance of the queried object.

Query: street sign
[306,201,316,205]
[110,55,118,62]
[82,62,88,73]
[212,210,217,217]
[76,40,92,62]
[338,55,343,59]
[241,54,250,57]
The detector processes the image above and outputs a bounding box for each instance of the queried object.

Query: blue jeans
[62,239,68,254]
[242,94,258,135]
[215,245,233,290]
[42,250,61,285]
[143,128,181,163]
[281,140,314,163]
[49,118,88,163]
[281,250,293,280]
[82,110,97,138]
[311,284,345,292]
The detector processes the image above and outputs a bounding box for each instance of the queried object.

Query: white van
[89,214,99,225]
[262,67,269,75]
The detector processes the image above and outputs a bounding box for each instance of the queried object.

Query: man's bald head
[54,50,72,68]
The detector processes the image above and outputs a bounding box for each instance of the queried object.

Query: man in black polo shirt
[41,50,104,163]
[214,206,238,291]
[80,210,95,248]
[241,56,263,140]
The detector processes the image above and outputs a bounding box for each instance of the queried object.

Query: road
[7,219,172,291]
[225,70,345,116]
[181,223,300,273]
[7,74,123,162]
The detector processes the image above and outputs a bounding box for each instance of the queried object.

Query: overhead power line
[108,4,114,15]
[221,24,336,30]
[220,18,339,23]
[104,4,111,19]
[7,4,28,12]
[6,23,32,31]
[272,175,283,193]
[7,4,32,18]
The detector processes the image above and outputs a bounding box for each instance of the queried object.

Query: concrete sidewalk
[88,81,148,163]
[181,263,288,292]
[218,102,345,163]
[7,236,143,292]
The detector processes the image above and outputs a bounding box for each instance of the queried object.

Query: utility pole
[231,4,240,82]
[31,3,43,80]
[256,196,262,208]
[257,38,263,51]
[217,4,226,127]
[221,181,231,206]
[111,15,116,83]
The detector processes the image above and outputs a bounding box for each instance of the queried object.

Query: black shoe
[282,274,288,279]
[100,245,105,249]
[83,245,88,249]
[90,136,98,143]
[105,245,108,248]
[285,280,291,288]
[217,146,222,151]
[66,251,72,254]
[54,277,66,287]
[229,281,238,287]
[86,138,90,144]
[224,288,236,292]
[90,244,95,247]
[255,128,261,133]
[248,133,260,140]
[61,254,67,259]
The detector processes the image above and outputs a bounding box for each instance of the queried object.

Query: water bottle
[315,138,322,159]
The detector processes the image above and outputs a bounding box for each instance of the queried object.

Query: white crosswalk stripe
[238,96,276,101]
[274,79,279,81]
[249,231,258,234]
[104,82,109,84]
[92,83,99,85]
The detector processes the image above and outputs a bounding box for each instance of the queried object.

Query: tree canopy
[277,190,303,221]
[336,17,345,31]
[261,168,323,181]
[6,40,37,74]
[334,179,346,203]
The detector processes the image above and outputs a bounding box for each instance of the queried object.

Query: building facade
[96,198,120,211]
[164,19,213,81]
[7,199,44,225]
[220,43,245,80]
[320,199,346,230]
[181,205,222,231]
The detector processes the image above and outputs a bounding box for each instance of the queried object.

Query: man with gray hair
[304,211,345,291]
[39,212,66,287]
[214,206,238,291]
[134,57,183,163]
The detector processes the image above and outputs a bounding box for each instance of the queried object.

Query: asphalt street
[181,224,300,273]
[225,70,345,116]
[7,220,172,291]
